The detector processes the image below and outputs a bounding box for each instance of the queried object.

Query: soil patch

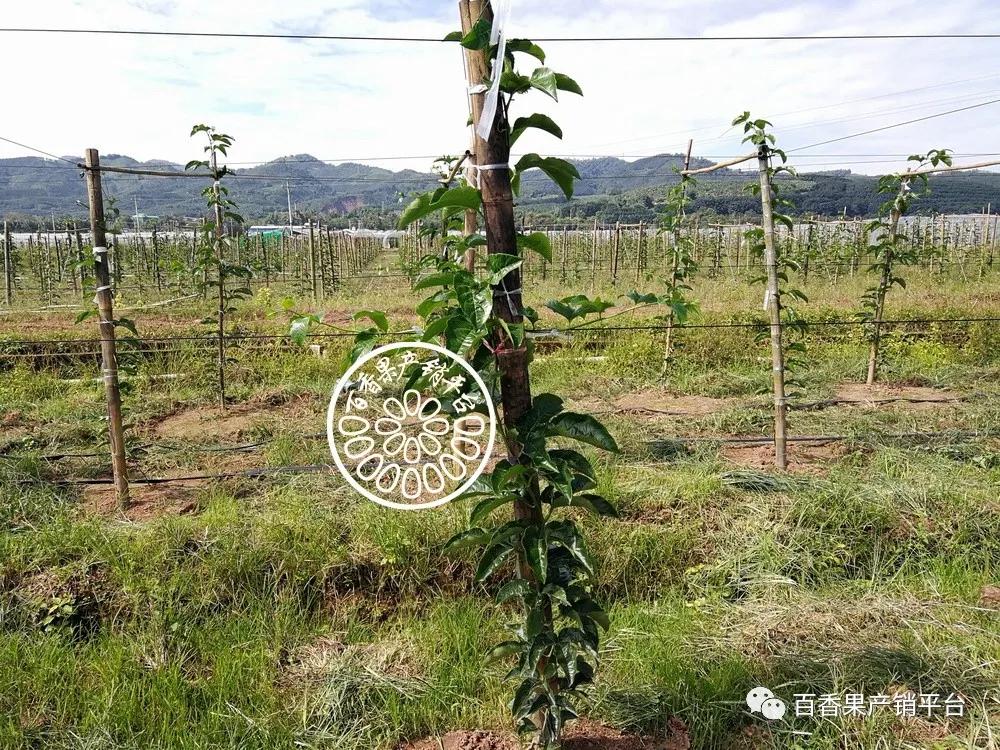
[80,481,202,521]
[831,383,963,410]
[399,719,689,750]
[980,585,1000,608]
[721,441,848,475]
[144,391,318,442]
[575,391,735,418]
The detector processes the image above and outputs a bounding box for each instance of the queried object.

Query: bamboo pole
[866,180,908,385]
[661,139,692,375]
[757,147,788,470]
[460,0,484,273]
[83,149,131,509]
[3,221,11,305]
[590,217,598,292]
[210,148,227,409]
[308,219,318,302]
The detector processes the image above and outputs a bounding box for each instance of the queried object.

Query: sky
[2,0,1000,176]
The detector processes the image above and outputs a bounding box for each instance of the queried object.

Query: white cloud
[1,0,999,177]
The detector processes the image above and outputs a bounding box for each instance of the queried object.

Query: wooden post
[560,224,568,282]
[757,147,787,471]
[590,217,598,292]
[635,221,644,283]
[3,221,11,305]
[660,139,693,375]
[460,0,544,615]
[308,219,318,301]
[326,225,337,290]
[803,219,813,284]
[865,181,907,386]
[460,0,484,273]
[611,221,621,285]
[84,149,130,509]
[210,148,227,409]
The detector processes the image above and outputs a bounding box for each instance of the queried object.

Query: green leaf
[554,73,583,96]
[549,522,596,577]
[445,316,482,356]
[414,272,455,291]
[511,679,536,719]
[444,527,489,552]
[519,393,565,434]
[461,18,491,50]
[345,330,378,367]
[626,290,661,304]
[114,317,139,337]
[510,113,563,146]
[353,309,388,332]
[543,294,614,322]
[507,38,545,62]
[470,494,518,526]
[475,543,515,582]
[443,30,463,42]
[74,309,97,324]
[552,493,619,517]
[516,231,553,261]
[496,579,533,604]
[513,154,580,200]
[523,527,548,584]
[547,412,619,452]
[488,252,522,280]
[528,66,559,100]
[398,186,481,228]
[289,317,311,345]
[574,599,611,631]
[486,640,525,662]
[500,71,532,95]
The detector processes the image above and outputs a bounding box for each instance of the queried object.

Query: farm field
[4,3,1000,747]
[2,242,999,749]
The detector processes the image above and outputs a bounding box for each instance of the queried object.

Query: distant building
[247,225,305,238]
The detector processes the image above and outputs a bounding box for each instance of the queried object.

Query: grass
[1,268,999,749]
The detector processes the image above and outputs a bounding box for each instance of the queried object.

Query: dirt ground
[399,718,689,750]
[721,440,849,475]
[574,390,736,418]
[832,382,962,408]
[143,391,320,441]
[80,480,202,521]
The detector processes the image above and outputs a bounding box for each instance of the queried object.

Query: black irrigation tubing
[16,428,998,487]
[2,317,998,354]
[0,330,411,347]
[529,316,1000,332]
[649,429,997,446]
[23,464,337,487]
[1,433,332,463]
[0,333,408,349]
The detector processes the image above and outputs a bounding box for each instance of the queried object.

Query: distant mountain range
[2,152,998,227]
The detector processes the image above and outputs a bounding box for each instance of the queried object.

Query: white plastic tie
[95,285,111,292]
[475,0,513,141]
[493,284,521,316]
[92,245,108,258]
[475,164,510,171]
